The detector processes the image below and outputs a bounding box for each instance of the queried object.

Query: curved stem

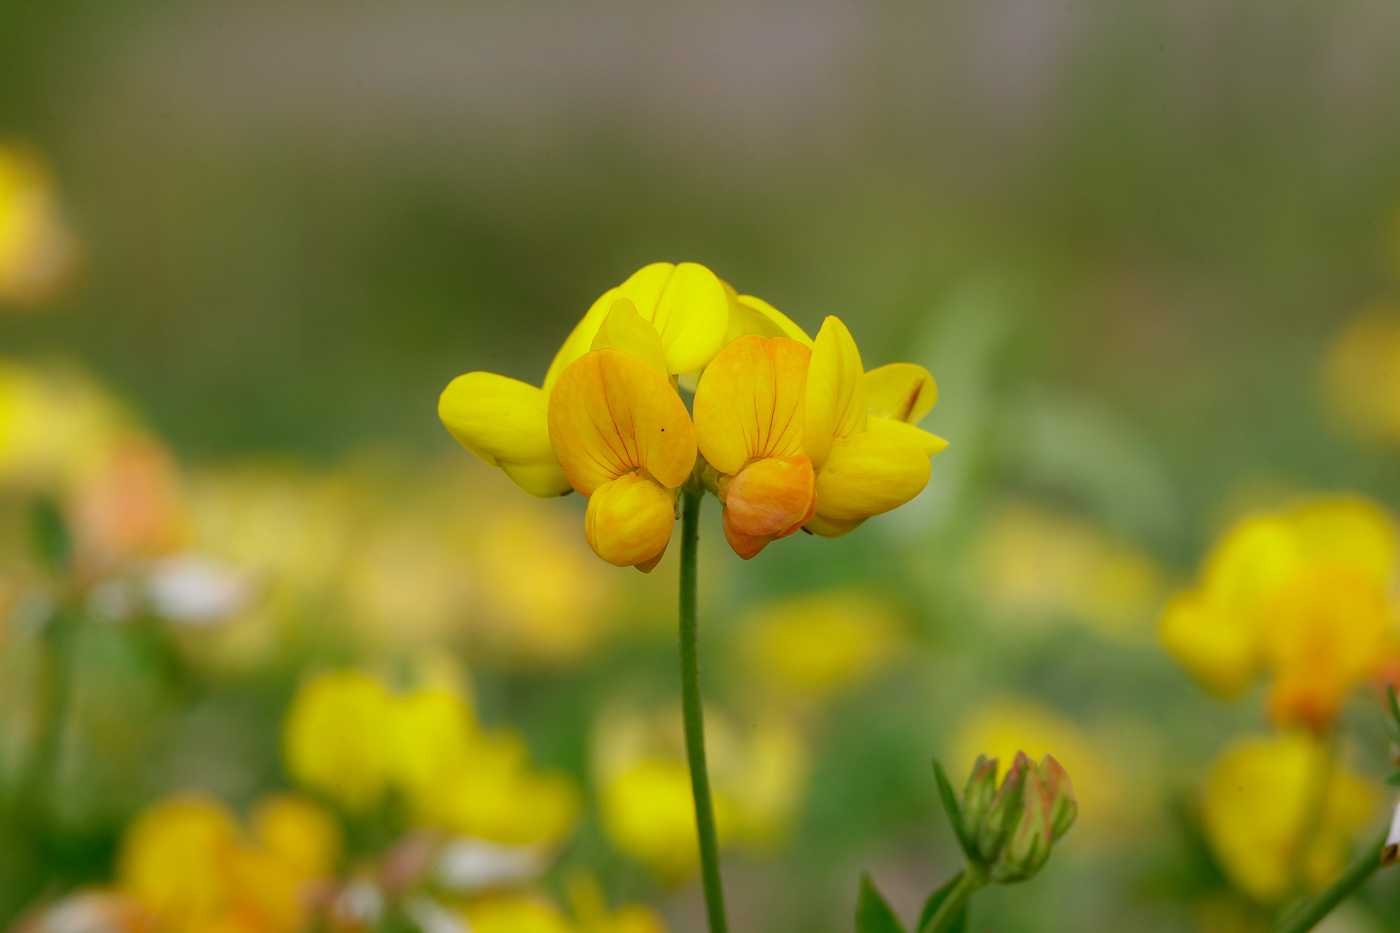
[678,485,729,933]
[1275,832,1385,933]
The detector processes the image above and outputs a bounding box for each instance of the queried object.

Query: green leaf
[856,874,907,933]
[932,759,974,859]
[917,874,969,933]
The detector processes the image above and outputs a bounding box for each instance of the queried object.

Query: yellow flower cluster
[114,793,340,933]
[1160,496,1399,729]
[283,668,579,848]
[439,262,947,570]
[1201,733,1376,904]
[458,878,665,933]
[592,704,808,881]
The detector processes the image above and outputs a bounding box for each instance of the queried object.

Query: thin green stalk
[1275,833,1385,933]
[20,606,77,818]
[678,484,729,933]
[920,870,981,933]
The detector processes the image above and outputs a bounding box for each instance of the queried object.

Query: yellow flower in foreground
[1161,496,1398,729]
[739,588,903,700]
[547,317,697,571]
[693,334,816,558]
[438,262,728,498]
[0,144,78,307]
[804,317,947,537]
[1203,733,1376,903]
[1321,304,1400,445]
[116,793,339,933]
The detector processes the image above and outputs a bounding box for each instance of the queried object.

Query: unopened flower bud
[1038,754,1078,842]
[959,755,999,840]
[976,752,1029,863]
[992,763,1053,883]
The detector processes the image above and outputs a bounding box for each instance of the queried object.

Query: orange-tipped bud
[584,471,677,571]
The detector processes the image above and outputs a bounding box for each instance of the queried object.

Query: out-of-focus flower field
[6,2,1400,931]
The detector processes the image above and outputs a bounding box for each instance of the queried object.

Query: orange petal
[805,317,867,472]
[547,349,697,496]
[724,455,816,538]
[693,336,811,474]
[584,471,676,569]
[722,509,777,560]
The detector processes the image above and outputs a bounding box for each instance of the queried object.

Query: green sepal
[932,759,975,861]
[917,874,968,933]
[856,874,908,933]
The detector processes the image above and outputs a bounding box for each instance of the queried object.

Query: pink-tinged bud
[992,763,1053,883]
[959,755,1000,839]
[1037,755,1078,842]
[976,752,1030,863]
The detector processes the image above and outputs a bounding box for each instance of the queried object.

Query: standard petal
[693,335,810,474]
[866,363,938,425]
[866,417,950,458]
[438,373,571,497]
[812,429,930,523]
[726,293,814,347]
[584,471,676,569]
[547,349,697,496]
[804,316,868,471]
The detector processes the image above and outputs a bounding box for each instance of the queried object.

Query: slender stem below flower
[678,484,729,933]
[1275,832,1386,933]
[920,870,981,933]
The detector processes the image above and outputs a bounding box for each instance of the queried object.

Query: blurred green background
[5,1,1400,931]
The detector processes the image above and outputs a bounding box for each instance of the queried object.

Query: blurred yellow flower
[950,696,1130,841]
[115,792,338,933]
[973,499,1163,639]
[0,144,78,308]
[1202,732,1376,903]
[1160,496,1399,729]
[283,668,578,848]
[461,896,576,933]
[1321,305,1400,445]
[592,703,807,880]
[739,588,903,701]
[71,433,189,573]
[0,361,132,490]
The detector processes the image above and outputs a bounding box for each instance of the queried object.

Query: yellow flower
[115,793,339,933]
[283,669,397,811]
[592,704,807,880]
[547,332,697,571]
[1321,304,1400,445]
[1203,733,1376,903]
[803,317,947,537]
[739,588,903,700]
[693,334,816,558]
[567,875,669,933]
[438,262,728,499]
[0,144,78,308]
[1160,496,1399,729]
[460,895,576,933]
[0,361,133,490]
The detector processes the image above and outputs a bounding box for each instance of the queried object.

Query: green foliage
[856,874,907,933]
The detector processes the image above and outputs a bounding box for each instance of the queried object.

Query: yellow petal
[803,513,866,538]
[1158,591,1260,696]
[591,296,668,377]
[804,316,868,471]
[866,417,949,458]
[545,263,729,387]
[726,292,814,347]
[439,372,571,497]
[812,429,930,523]
[693,335,810,474]
[866,362,938,425]
[547,348,697,496]
[585,471,677,569]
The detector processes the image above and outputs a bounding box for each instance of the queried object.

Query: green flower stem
[1275,833,1385,933]
[920,870,982,933]
[678,484,729,933]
